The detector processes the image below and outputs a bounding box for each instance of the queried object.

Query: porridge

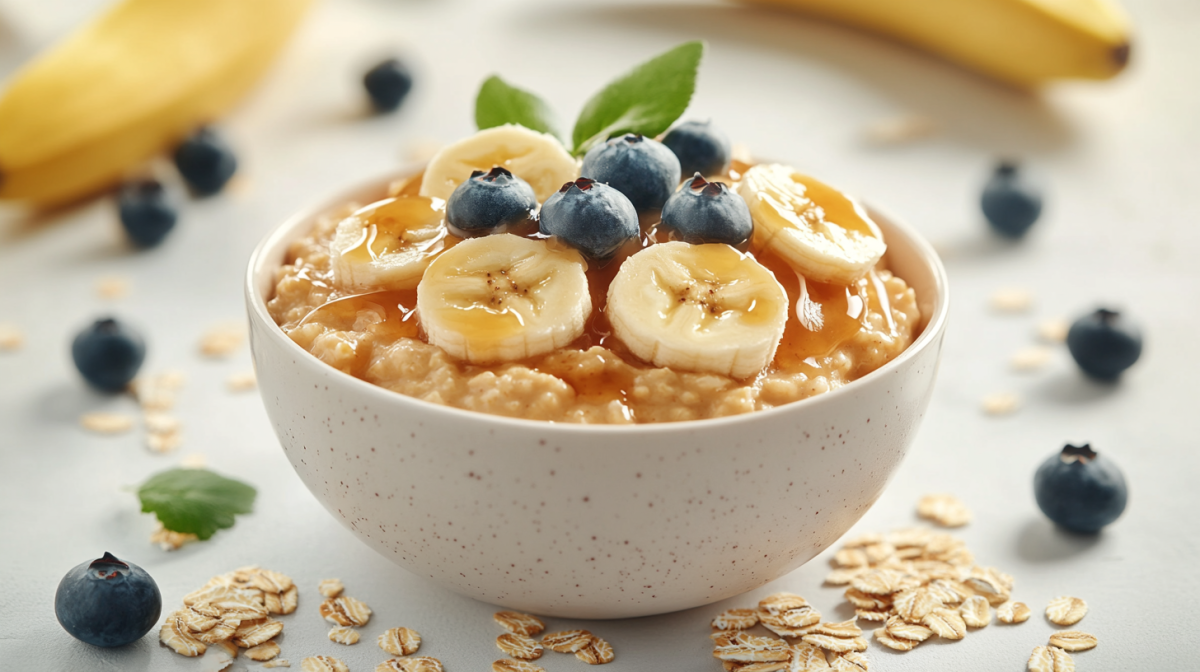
[267,127,919,424]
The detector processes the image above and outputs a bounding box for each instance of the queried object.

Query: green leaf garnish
[137,468,256,541]
[475,75,562,140]
[570,40,705,155]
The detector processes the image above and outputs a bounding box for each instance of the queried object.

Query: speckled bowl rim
[246,163,949,434]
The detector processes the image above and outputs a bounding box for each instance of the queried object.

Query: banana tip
[1113,42,1131,70]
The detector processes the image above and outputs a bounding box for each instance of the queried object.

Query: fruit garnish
[662,120,732,177]
[420,124,578,203]
[118,179,177,248]
[364,57,413,112]
[137,468,257,541]
[446,167,538,236]
[330,195,450,292]
[1034,443,1128,533]
[981,161,1043,239]
[580,133,681,212]
[55,552,162,648]
[72,317,146,392]
[1066,308,1143,380]
[476,75,562,140]
[539,178,639,260]
[173,127,238,196]
[660,173,753,246]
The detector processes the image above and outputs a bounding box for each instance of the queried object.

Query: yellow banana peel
[0,0,313,207]
[739,0,1132,88]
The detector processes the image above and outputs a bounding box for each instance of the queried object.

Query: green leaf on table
[570,40,705,156]
[475,75,562,140]
[137,468,256,541]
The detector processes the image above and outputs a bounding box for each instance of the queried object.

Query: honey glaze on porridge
[267,164,920,423]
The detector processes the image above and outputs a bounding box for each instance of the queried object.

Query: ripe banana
[606,242,789,379]
[0,0,311,207]
[415,234,591,364]
[330,196,452,292]
[420,125,579,203]
[738,0,1131,87]
[738,164,885,286]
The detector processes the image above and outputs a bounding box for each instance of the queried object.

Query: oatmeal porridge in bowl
[246,125,948,618]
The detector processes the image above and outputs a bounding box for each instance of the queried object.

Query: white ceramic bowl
[245,167,948,619]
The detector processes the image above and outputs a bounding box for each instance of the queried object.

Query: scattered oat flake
[320,595,372,626]
[916,493,972,527]
[982,392,1021,416]
[1029,645,1075,672]
[151,521,198,551]
[735,663,789,672]
[1038,318,1071,343]
[494,610,545,636]
[811,619,862,638]
[574,636,614,665]
[244,640,280,661]
[712,632,791,662]
[829,651,870,672]
[854,609,889,622]
[497,632,543,660]
[885,617,933,642]
[301,656,349,672]
[251,569,293,594]
[378,626,421,656]
[1049,630,1097,652]
[787,641,829,670]
[160,612,207,656]
[181,453,207,469]
[200,323,245,357]
[279,585,298,614]
[712,608,759,631]
[991,288,1033,313]
[233,618,283,648]
[850,568,905,595]
[318,578,345,598]
[227,371,257,392]
[863,114,936,145]
[923,608,967,640]
[759,592,810,614]
[390,657,443,672]
[873,628,917,651]
[328,625,359,645]
[96,276,130,299]
[133,370,185,411]
[998,601,1032,624]
[824,567,866,585]
[81,412,135,434]
[492,660,545,672]
[542,629,594,653]
[844,589,889,610]
[959,595,990,628]
[1012,346,1054,372]
[0,324,23,351]
[1046,596,1087,625]
[147,429,183,453]
[800,634,867,653]
[263,661,290,669]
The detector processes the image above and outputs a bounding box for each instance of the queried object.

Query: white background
[1,0,1196,670]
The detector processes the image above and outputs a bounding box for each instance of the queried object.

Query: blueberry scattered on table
[1067,308,1143,380]
[1034,444,1128,533]
[662,120,731,178]
[72,318,145,392]
[981,161,1043,238]
[173,127,237,196]
[364,57,413,112]
[117,179,177,247]
[539,177,638,260]
[446,167,537,236]
[581,133,681,212]
[660,173,753,246]
[55,552,161,648]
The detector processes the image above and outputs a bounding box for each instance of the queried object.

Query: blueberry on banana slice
[660,173,752,246]
[539,177,638,260]
[662,120,731,177]
[581,133,681,212]
[446,166,537,236]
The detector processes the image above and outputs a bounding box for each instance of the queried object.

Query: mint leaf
[571,41,705,155]
[475,75,562,139]
[138,468,256,541]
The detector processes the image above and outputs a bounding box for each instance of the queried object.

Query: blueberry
[581,133,681,212]
[173,127,237,196]
[539,178,638,259]
[117,180,177,247]
[981,161,1043,238]
[364,58,413,112]
[1034,444,1128,533]
[55,552,161,647]
[1067,308,1143,380]
[660,173,753,246]
[446,167,537,236]
[72,318,146,392]
[662,120,731,178]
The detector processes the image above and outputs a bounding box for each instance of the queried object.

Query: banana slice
[420,124,579,203]
[737,164,886,285]
[606,242,789,379]
[330,195,451,292]
[416,234,591,364]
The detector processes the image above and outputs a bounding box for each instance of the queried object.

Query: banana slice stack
[738,164,885,286]
[416,234,592,364]
[330,196,451,292]
[606,242,790,379]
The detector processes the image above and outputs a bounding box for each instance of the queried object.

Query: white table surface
[2,0,1196,670]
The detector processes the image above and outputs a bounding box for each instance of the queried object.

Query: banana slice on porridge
[330,195,451,291]
[415,234,591,364]
[606,241,789,379]
[420,124,579,203]
[737,163,886,285]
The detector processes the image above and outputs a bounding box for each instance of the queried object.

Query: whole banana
[738,0,1131,87]
[0,0,312,207]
